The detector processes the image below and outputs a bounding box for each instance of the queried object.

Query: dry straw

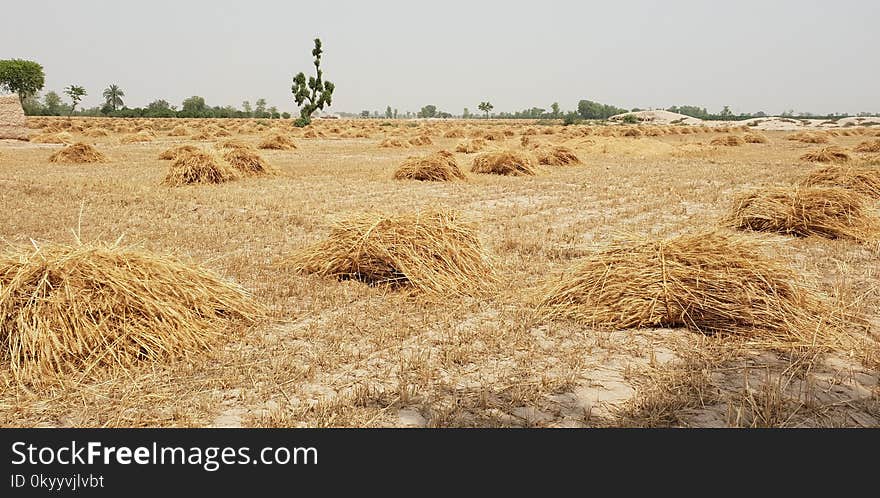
[800,164,880,198]
[710,135,745,146]
[533,230,839,343]
[800,146,850,163]
[162,151,236,186]
[743,133,769,144]
[158,144,199,160]
[48,143,106,164]
[471,150,538,176]
[408,135,434,146]
[455,138,487,153]
[535,146,581,166]
[0,241,262,385]
[393,150,466,182]
[854,140,880,153]
[787,132,829,144]
[379,138,409,148]
[289,209,496,297]
[723,186,880,242]
[258,134,297,150]
[222,148,276,176]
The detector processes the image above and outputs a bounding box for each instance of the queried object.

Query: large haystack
[534,230,834,341]
[162,151,236,186]
[535,146,581,166]
[289,209,496,296]
[800,146,850,163]
[800,165,880,198]
[48,143,106,163]
[393,150,466,181]
[723,186,879,241]
[0,242,262,384]
[471,150,538,176]
[0,94,29,140]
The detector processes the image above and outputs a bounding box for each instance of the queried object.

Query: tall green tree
[43,91,64,115]
[181,96,207,116]
[551,102,560,118]
[242,100,252,117]
[102,84,125,112]
[63,85,87,116]
[255,98,267,118]
[385,106,393,119]
[292,38,335,127]
[478,101,493,119]
[0,59,45,101]
[418,105,437,118]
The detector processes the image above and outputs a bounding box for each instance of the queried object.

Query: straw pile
[120,131,154,144]
[471,150,538,176]
[800,165,880,198]
[379,138,409,148]
[455,138,487,154]
[289,209,496,296]
[158,144,199,160]
[167,125,189,136]
[444,129,466,138]
[710,135,745,146]
[787,132,828,144]
[30,132,73,144]
[533,230,834,340]
[535,146,581,166]
[217,139,252,150]
[48,143,106,163]
[409,135,434,146]
[0,241,261,384]
[162,151,236,186]
[743,133,769,144]
[800,146,850,163]
[723,186,879,241]
[854,140,880,153]
[258,134,297,150]
[222,148,275,176]
[83,127,110,138]
[393,150,466,182]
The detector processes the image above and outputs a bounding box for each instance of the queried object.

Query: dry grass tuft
[533,230,836,342]
[471,150,538,176]
[0,241,262,385]
[289,209,496,296]
[162,151,236,186]
[158,144,199,160]
[393,150,466,182]
[258,134,297,150]
[800,165,880,198]
[800,146,851,163]
[711,135,745,146]
[723,186,880,241]
[222,148,276,176]
[535,146,581,166]
[48,143,106,164]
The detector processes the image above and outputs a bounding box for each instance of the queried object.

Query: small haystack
[30,132,74,144]
[455,138,488,154]
[120,131,154,144]
[158,144,200,160]
[444,129,466,138]
[222,148,275,176]
[162,151,236,186]
[800,146,850,163]
[216,139,252,150]
[787,132,829,144]
[167,125,189,136]
[723,186,879,241]
[743,133,769,144]
[535,146,581,166]
[393,150,466,182]
[854,140,880,153]
[408,135,434,146]
[533,230,834,341]
[289,209,496,296]
[258,134,297,150]
[710,135,745,146]
[379,138,409,148]
[800,165,880,198]
[471,150,538,176]
[0,241,261,384]
[83,127,110,138]
[48,142,106,164]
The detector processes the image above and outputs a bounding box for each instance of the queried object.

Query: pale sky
[2,0,878,115]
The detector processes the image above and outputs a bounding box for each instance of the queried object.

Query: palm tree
[102,84,125,112]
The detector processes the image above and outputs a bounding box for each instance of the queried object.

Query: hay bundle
[800,165,880,198]
[83,127,110,138]
[379,138,409,148]
[222,148,275,176]
[533,230,833,339]
[168,125,189,136]
[471,150,537,176]
[455,138,487,154]
[0,242,261,383]
[710,135,745,146]
[216,139,252,150]
[800,146,850,163]
[535,146,581,166]
[302,129,324,139]
[787,132,828,144]
[158,144,199,160]
[119,131,154,144]
[393,150,465,182]
[48,143,106,163]
[408,135,434,146]
[483,130,506,141]
[290,209,496,296]
[854,139,880,153]
[723,186,879,241]
[743,133,768,144]
[30,132,73,144]
[258,134,297,150]
[162,151,236,186]
[444,129,466,138]
[621,127,643,138]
